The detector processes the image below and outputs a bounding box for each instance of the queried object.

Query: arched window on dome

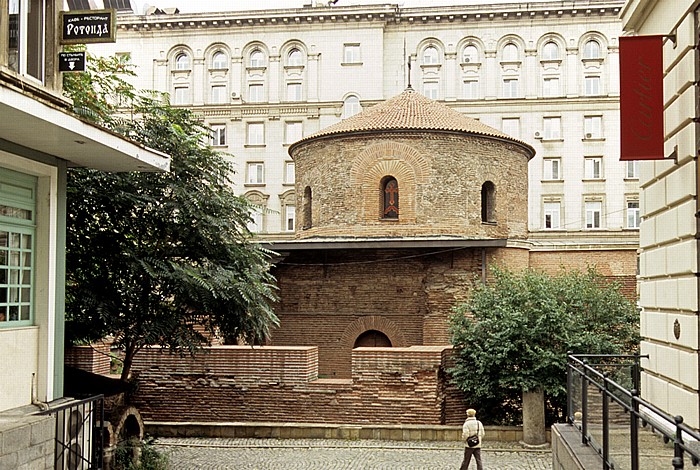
[583,40,601,59]
[381,176,399,219]
[502,43,519,62]
[342,95,361,119]
[211,51,227,69]
[288,48,303,66]
[250,49,265,67]
[481,181,496,223]
[302,186,313,229]
[175,52,190,70]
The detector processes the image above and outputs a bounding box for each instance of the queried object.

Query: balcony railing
[43,395,105,470]
[567,354,700,469]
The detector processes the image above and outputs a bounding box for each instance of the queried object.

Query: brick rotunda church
[265,87,535,378]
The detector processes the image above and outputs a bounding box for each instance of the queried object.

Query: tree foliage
[449,266,639,425]
[63,53,278,380]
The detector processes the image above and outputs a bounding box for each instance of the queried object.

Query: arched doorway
[353,330,392,348]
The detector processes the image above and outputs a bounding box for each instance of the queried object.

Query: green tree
[449,266,638,439]
[63,53,278,381]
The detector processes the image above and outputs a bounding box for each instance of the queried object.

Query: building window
[463,45,479,63]
[542,41,559,61]
[584,116,602,139]
[343,44,361,63]
[543,117,561,140]
[284,162,295,184]
[211,85,227,104]
[583,40,601,59]
[501,118,520,138]
[247,207,263,233]
[285,121,303,144]
[481,181,496,223]
[248,83,264,103]
[0,168,36,327]
[303,186,312,229]
[285,205,296,232]
[287,83,302,101]
[544,201,561,229]
[8,0,45,81]
[288,48,303,66]
[584,157,602,179]
[175,52,190,70]
[250,50,265,67]
[585,201,602,229]
[584,76,601,96]
[424,82,439,100]
[382,176,399,219]
[173,86,189,105]
[502,79,519,98]
[423,46,439,65]
[210,124,226,146]
[627,201,640,229]
[247,123,264,146]
[502,43,519,61]
[543,158,561,180]
[247,163,265,184]
[211,51,227,69]
[342,95,361,119]
[463,80,479,99]
[626,160,639,179]
[543,77,560,97]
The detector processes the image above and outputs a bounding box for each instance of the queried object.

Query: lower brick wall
[130,345,467,426]
[0,413,54,470]
[65,343,111,375]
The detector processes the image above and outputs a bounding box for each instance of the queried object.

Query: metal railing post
[582,359,589,445]
[630,389,639,470]
[567,353,573,424]
[603,372,610,470]
[673,415,685,469]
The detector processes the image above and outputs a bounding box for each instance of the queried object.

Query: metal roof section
[0,74,170,172]
[288,88,535,156]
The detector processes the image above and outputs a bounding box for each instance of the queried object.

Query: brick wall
[65,343,111,375]
[130,345,467,425]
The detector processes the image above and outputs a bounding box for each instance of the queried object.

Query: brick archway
[340,316,408,350]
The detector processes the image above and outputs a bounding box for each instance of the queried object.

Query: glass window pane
[20,305,29,320]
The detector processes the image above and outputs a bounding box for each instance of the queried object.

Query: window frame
[543,117,561,140]
[542,77,560,97]
[342,95,361,118]
[210,84,227,104]
[286,82,303,102]
[627,200,640,229]
[246,162,265,185]
[284,204,296,232]
[246,122,265,146]
[343,43,361,64]
[543,201,561,230]
[173,86,190,105]
[584,115,603,139]
[542,41,559,61]
[501,118,520,139]
[422,46,439,65]
[463,45,479,63]
[285,121,303,144]
[626,160,640,179]
[584,157,603,180]
[543,158,562,181]
[209,124,226,147]
[250,50,265,68]
[584,76,601,96]
[423,81,439,100]
[583,40,601,60]
[502,78,519,98]
[211,51,227,69]
[288,48,303,67]
[284,161,295,185]
[502,43,519,62]
[248,83,264,103]
[463,79,479,100]
[585,200,603,229]
[174,52,190,70]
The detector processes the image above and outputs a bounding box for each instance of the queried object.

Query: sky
[136,0,529,15]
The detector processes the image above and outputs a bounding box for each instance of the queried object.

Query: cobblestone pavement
[154,438,552,469]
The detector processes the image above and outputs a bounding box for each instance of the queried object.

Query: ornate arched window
[463,45,478,63]
[502,43,519,61]
[583,40,601,59]
[542,41,559,60]
[250,50,265,67]
[382,176,399,219]
[302,186,312,229]
[342,95,361,119]
[175,52,190,70]
[211,51,227,69]
[288,48,303,66]
[481,181,496,223]
[423,46,439,65]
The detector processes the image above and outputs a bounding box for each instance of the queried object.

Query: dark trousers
[460,446,483,470]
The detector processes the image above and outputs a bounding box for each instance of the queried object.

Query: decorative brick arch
[340,316,408,350]
[350,142,429,223]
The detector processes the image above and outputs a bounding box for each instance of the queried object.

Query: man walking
[460,408,485,469]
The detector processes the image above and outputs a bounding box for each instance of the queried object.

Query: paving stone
[154,438,552,469]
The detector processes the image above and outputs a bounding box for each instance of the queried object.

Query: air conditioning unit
[585,132,593,138]
[464,57,471,63]
[57,405,93,470]
[534,131,542,139]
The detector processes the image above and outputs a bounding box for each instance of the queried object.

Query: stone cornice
[116,1,624,32]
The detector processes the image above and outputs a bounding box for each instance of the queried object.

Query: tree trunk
[120,343,137,382]
[522,388,547,446]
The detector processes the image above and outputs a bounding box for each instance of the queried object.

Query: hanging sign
[58,51,86,72]
[60,9,116,45]
[619,35,665,161]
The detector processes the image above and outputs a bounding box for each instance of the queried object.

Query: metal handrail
[567,354,700,469]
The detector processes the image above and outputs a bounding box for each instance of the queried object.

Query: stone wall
[0,413,54,470]
[130,345,467,426]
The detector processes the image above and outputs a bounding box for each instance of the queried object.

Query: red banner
[619,35,665,161]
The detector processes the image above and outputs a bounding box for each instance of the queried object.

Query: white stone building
[87,0,637,255]
[622,0,700,428]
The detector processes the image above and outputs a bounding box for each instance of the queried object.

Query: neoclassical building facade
[88,0,637,260]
